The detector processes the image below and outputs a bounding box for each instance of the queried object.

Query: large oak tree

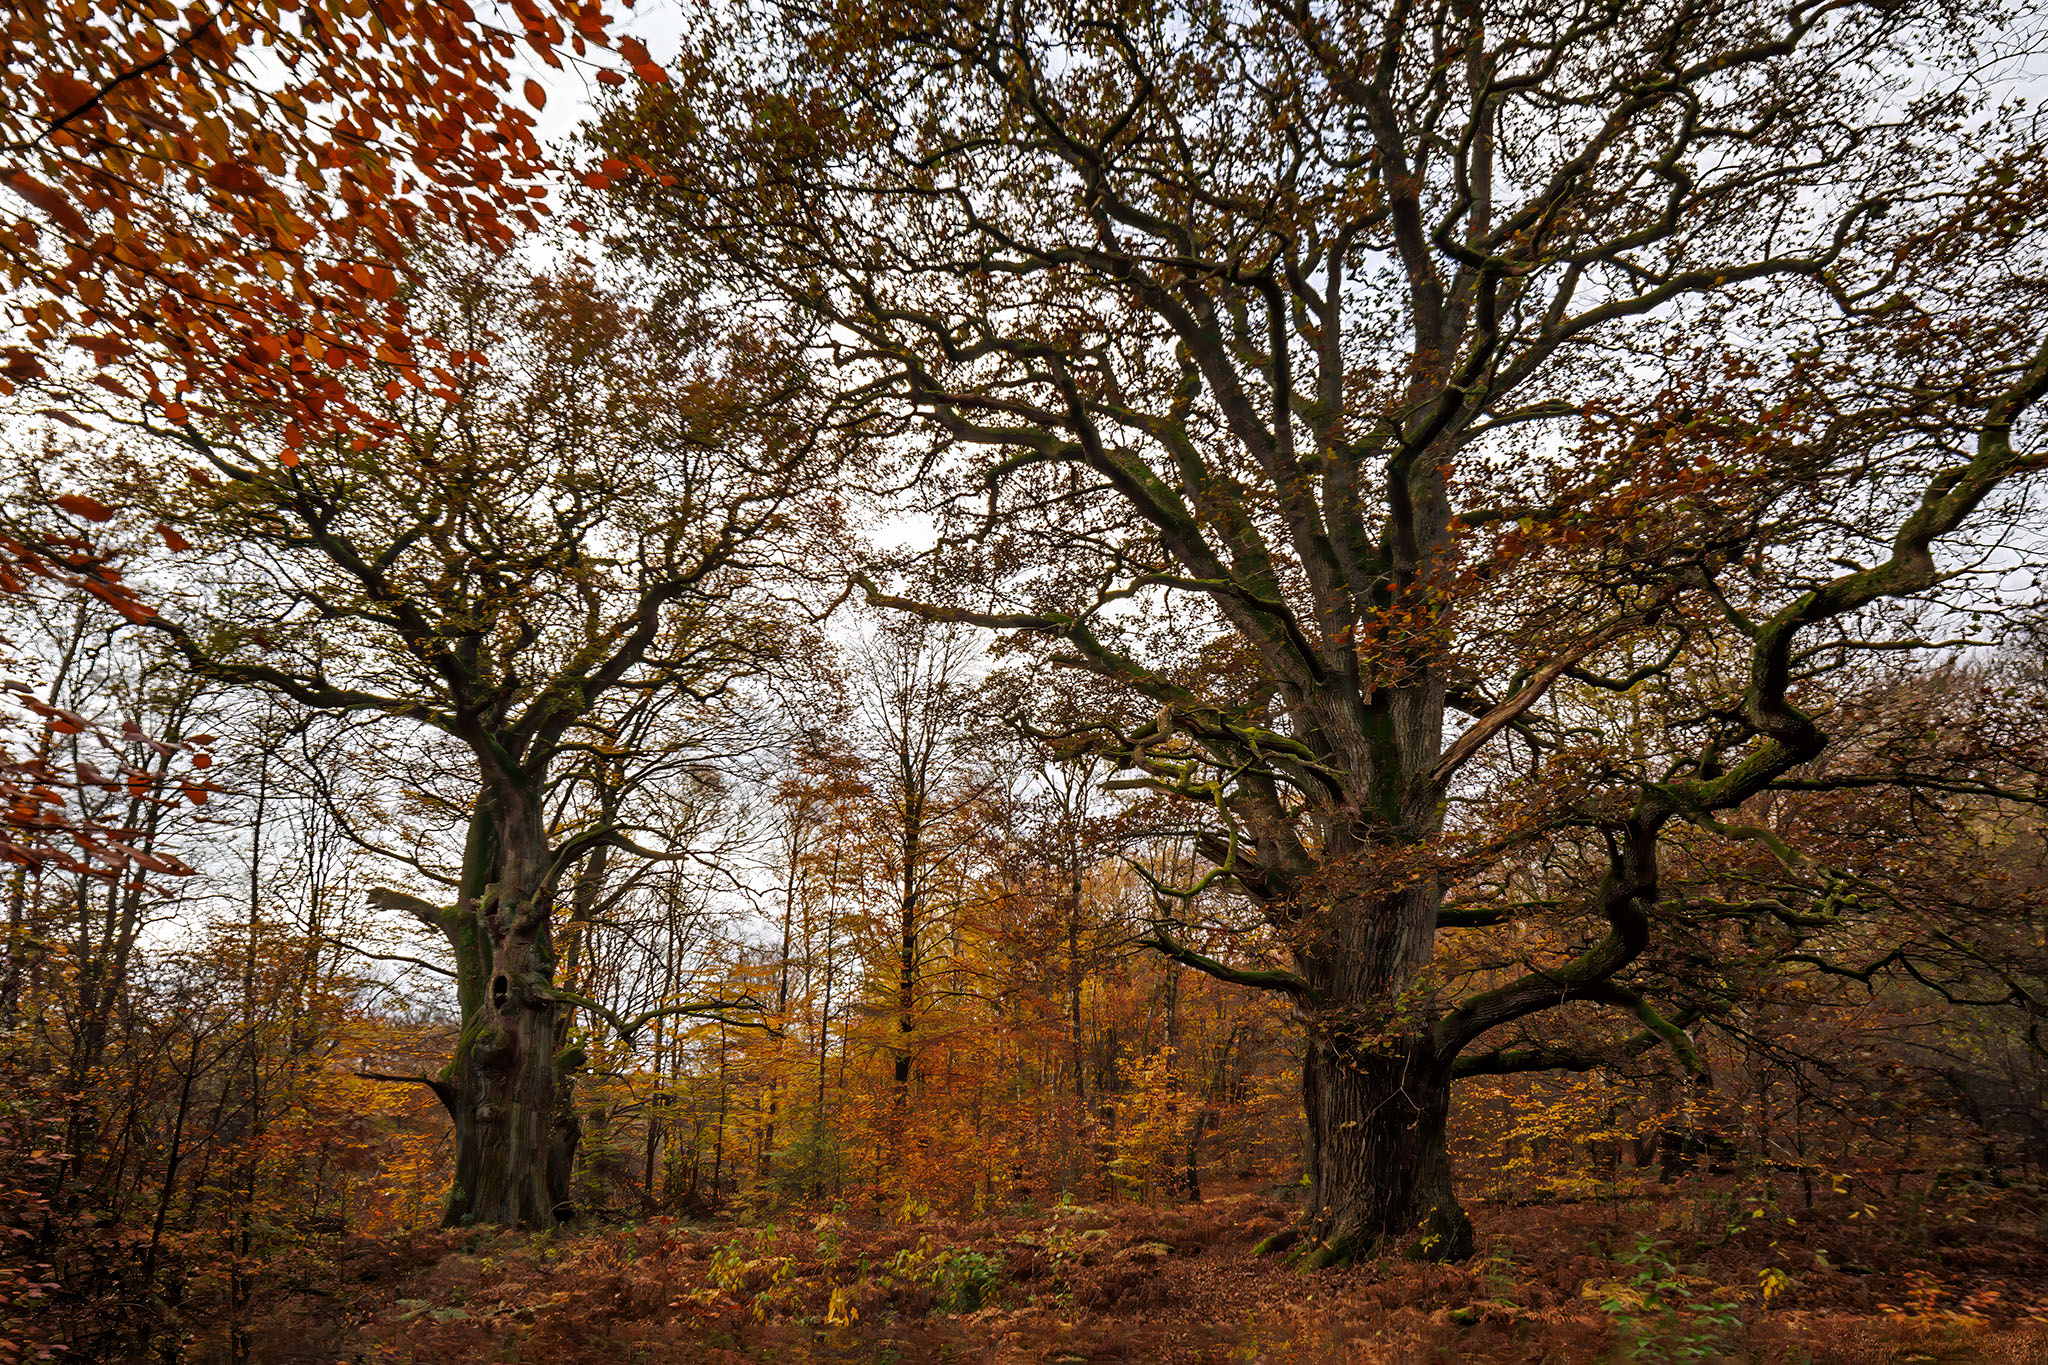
[603,0,2048,1260]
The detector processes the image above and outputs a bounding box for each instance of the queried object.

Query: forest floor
[251,1177,2048,1364]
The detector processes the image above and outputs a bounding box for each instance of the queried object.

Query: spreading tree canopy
[598,0,2048,1260]
[67,260,838,1225]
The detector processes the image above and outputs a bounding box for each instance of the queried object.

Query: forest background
[3,1,2048,1361]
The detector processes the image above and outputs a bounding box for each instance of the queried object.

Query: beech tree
[604,0,2048,1260]
[5,0,660,917]
[47,261,833,1225]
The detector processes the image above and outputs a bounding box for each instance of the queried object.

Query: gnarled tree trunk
[1300,1039,1470,1265]
[414,787,586,1228]
[1290,884,1471,1264]
[442,951,581,1226]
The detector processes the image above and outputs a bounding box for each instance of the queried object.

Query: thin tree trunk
[1068,867,1084,1105]
[764,856,797,1177]
[894,825,918,1096]
[229,735,271,1365]
[711,1024,728,1208]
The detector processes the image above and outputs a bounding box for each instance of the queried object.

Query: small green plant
[927,1248,1001,1313]
[866,1236,1004,1314]
[1480,1239,1520,1305]
[1414,1211,1443,1260]
[707,1238,747,1294]
[707,1228,796,1322]
[1054,1228,1092,1297]
[1032,1202,1092,1305]
[812,1210,846,1267]
[1597,1237,1742,1364]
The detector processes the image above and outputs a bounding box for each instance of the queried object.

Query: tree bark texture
[1290,884,1469,1263]
[1301,1040,1470,1264]
[432,789,583,1227]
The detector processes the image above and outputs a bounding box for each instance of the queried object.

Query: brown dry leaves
[243,1183,2048,1363]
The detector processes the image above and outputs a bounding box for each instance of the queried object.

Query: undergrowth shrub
[1596,1237,1742,1363]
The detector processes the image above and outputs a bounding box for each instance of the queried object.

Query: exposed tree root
[1264,1201,1475,1271]
[1251,1226,1302,1257]
[1298,1233,1363,1271]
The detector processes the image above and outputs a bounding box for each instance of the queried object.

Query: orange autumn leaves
[2,0,663,870]
[2,0,665,460]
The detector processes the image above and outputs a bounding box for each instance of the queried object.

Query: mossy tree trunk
[409,778,586,1227]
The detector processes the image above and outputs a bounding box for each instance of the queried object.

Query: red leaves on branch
[2,1,661,453]
[3,171,89,238]
[618,35,669,84]
[52,493,113,522]
[0,679,209,881]
[0,503,208,875]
